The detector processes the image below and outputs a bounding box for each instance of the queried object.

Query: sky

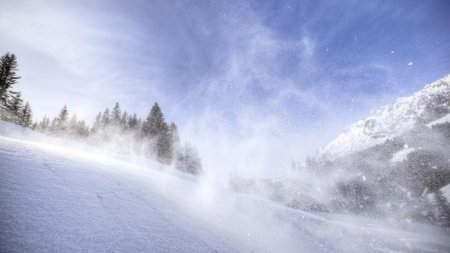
[1,0,450,178]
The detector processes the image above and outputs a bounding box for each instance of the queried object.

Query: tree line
[0,53,32,127]
[0,52,201,175]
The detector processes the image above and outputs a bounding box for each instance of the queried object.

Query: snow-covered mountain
[2,120,450,252]
[320,74,450,160]
[247,74,450,227]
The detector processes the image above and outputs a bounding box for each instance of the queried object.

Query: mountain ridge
[319,74,450,160]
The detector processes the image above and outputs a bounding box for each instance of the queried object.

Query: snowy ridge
[320,74,450,160]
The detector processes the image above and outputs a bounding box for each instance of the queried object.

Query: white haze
[0,0,438,180]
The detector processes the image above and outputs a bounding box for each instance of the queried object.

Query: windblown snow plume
[231,74,450,227]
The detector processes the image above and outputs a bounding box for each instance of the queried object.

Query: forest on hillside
[0,52,201,175]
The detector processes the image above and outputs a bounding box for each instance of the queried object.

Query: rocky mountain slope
[320,74,450,160]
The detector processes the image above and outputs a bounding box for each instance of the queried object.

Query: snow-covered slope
[1,121,450,252]
[320,74,450,160]
[427,113,450,127]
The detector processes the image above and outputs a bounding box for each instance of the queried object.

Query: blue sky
[1,0,449,177]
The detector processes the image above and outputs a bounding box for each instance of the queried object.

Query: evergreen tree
[101,108,110,128]
[121,111,128,130]
[175,143,202,175]
[50,118,58,131]
[92,112,102,133]
[142,102,167,137]
[71,117,89,138]
[157,126,173,164]
[20,102,32,127]
[137,118,143,130]
[142,103,174,163]
[38,116,50,131]
[69,114,78,135]
[9,92,23,123]
[43,116,50,130]
[111,102,121,126]
[128,113,139,130]
[55,105,69,132]
[0,53,20,105]
[169,122,180,146]
[77,120,89,137]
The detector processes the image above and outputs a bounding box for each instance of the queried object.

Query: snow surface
[427,113,450,128]
[390,145,416,164]
[320,74,450,160]
[1,121,450,252]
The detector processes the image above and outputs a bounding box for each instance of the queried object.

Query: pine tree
[169,122,180,146]
[101,108,110,128]
[175,143,202,175]
[121,111,128,130]
[9,92,23,123]
[20,102,32,127]
[69,115,89,138]
[55,105,69,132]
[157,126,173,164]
[38,116,50,131]
[57,105,68,123]
[50,118,57,131]
[142,102,167,137]
[128,113,139,130]
[142,103,174,163]
[69,114,78,136]
[77,120,89,137]
[92,112,102,133]
[137,118,143,130]
[43,117,50,130]
[111,102,121,126]
[0,53,20,105]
